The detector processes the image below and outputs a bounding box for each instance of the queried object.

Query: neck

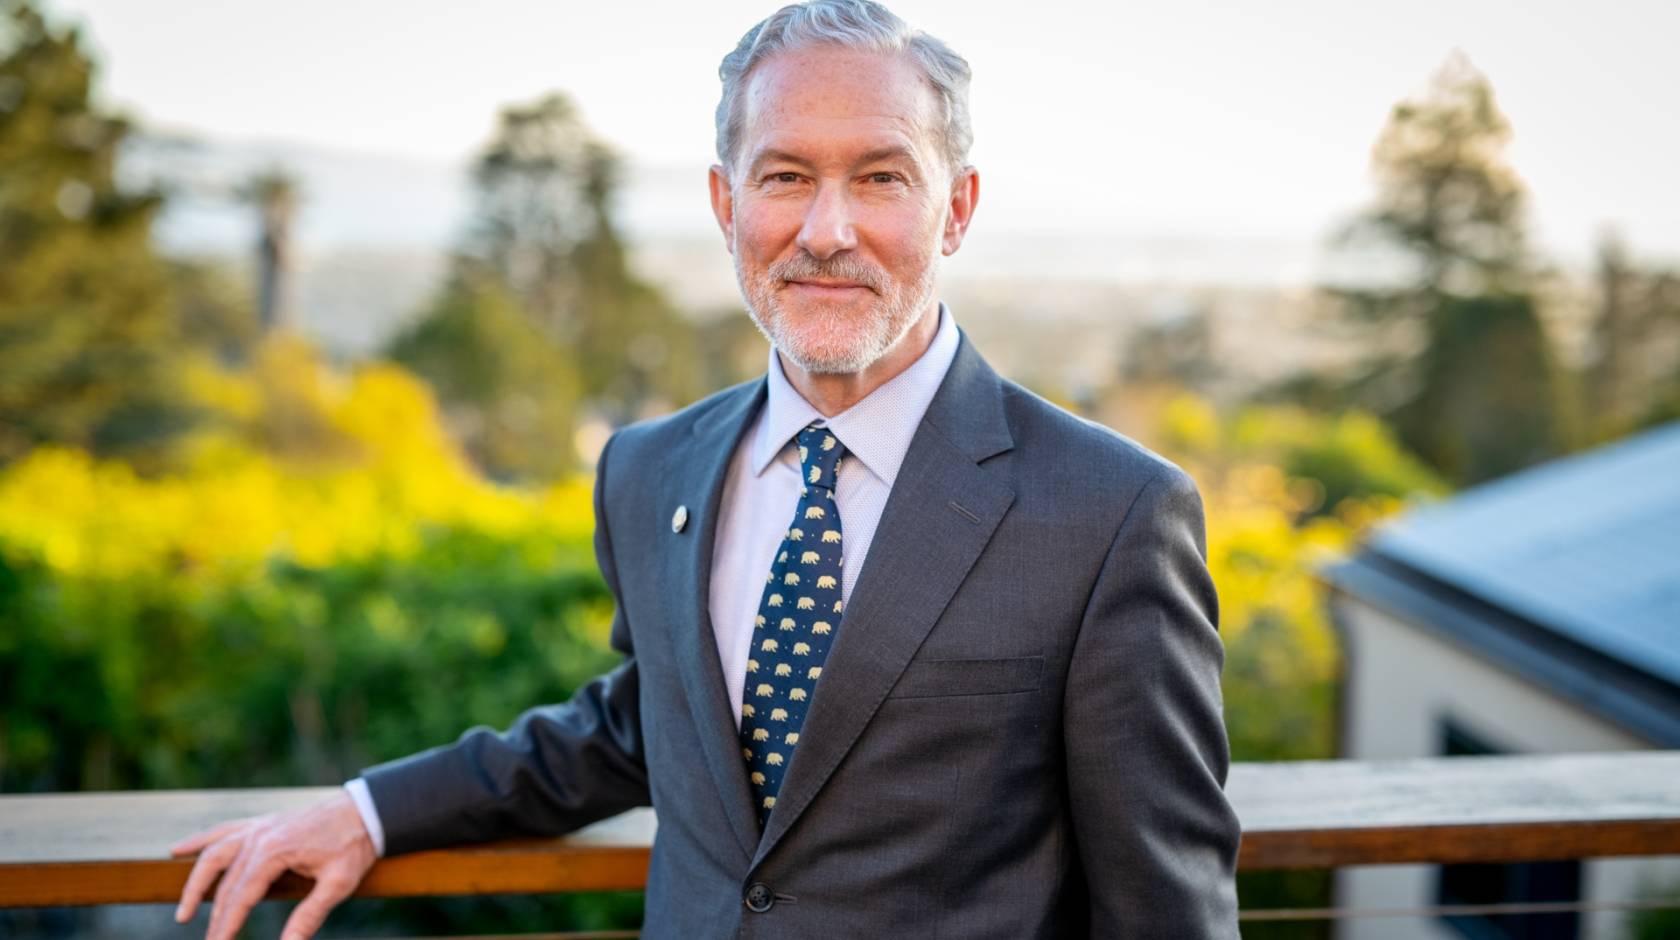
[779,303,940,417]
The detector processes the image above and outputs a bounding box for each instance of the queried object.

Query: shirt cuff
[343,777,387,858]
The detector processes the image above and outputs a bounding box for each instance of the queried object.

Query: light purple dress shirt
[347,305,961,856]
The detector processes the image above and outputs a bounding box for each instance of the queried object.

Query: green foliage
[1337,51,1531,302]
[1397,293,1572,483]
[389,274,583,479]
[399,92,699,481]
[1229,406,1446,517]
[0,1,197,467]
[0,523,644,931]
[1311,53,1572,486]
[1584,233,1680,442]
[1626,876,1680,940]
[1153,393,1446,764]
[0,525,615,792]
[166,256,261,364]
[0,339,637,930]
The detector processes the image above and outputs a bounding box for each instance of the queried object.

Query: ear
[940,167,979,257]
[708,164,736,254]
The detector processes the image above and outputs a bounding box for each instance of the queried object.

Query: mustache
[769,253,885,292]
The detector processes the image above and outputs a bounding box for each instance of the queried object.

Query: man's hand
[169,790,378,940]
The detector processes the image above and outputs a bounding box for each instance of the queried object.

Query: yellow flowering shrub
[1151,391,1445,761]
[0,349,593,583]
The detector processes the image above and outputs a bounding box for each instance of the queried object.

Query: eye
[764,172,802,185]
[867,172,902,184]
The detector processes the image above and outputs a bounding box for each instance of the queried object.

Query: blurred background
[1,0,1676,936]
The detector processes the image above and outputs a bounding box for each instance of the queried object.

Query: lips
[786,279,872,293]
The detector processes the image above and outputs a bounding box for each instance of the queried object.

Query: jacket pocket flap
[888,655,1043,699]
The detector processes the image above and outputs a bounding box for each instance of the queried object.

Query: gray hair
[715,0,973,182]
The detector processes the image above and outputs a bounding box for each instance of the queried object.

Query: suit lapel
[660,379,767,862]
[752,335,1016,867]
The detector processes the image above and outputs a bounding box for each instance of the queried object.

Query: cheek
[736,201,804,262]
[864,206,943,270]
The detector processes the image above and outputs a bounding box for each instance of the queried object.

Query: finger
[174,835,242,923]
[209,850,288,940]
[279,874,353,940]
[170,819,248,857]
[204,840,257,940]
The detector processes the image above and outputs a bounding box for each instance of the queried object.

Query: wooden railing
[4,751,1679,911]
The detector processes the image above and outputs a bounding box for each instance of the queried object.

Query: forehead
[738,45,941,166]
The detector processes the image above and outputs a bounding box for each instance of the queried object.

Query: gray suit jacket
[362,333,1241,937]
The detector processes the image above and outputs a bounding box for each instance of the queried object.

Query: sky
[41,0,1680,275]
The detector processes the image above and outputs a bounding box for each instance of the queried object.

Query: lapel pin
[671,505,689,534]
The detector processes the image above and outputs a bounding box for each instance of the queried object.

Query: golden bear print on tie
[739,422,849,823]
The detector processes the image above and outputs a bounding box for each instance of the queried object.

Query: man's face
[711,45,968,375]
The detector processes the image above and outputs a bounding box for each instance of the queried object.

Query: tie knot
[795,424,846,491]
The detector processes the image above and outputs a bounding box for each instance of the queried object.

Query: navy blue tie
[739,423,847,824]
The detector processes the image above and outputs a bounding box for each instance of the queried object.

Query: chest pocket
[886,655,1043,699]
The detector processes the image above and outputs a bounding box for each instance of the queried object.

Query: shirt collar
[752,303,961,487]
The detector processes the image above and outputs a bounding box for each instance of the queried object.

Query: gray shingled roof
[1365,420,1680,689]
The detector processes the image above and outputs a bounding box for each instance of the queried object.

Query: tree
[1584,230,1680,438]
[388,273,581,479]
[395,92,698,477]
[241,168,300,333]
[453,92,696,423]
[1316,52,1570,484]
[0,0,194,467]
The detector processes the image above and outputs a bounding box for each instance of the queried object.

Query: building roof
[1324,420,1680,744]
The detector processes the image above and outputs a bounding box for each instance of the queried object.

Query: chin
[775,326,886,375]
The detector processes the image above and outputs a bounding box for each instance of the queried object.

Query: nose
[795,181,858,260]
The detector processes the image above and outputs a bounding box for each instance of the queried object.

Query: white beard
[735,248,939,375]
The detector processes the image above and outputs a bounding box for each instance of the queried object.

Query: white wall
[1331,593,1680,940]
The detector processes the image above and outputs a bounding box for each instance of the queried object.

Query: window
[1435,719,1581,940]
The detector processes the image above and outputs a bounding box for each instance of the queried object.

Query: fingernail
[174,905,186,922]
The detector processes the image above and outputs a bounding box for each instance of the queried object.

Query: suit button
[744,882,774,912]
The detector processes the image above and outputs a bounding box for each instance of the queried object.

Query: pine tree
[0,0,192,466]
[457,92,696,422]
[393,92,697,478]
[1318,52,1570,484]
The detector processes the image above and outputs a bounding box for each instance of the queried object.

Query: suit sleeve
[1064,464,1241,938]
[358,432,652,856]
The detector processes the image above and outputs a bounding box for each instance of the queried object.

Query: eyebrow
[747,145,920,177]
[748,149,817,176]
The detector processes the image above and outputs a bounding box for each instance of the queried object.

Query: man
[170,2,1241,937]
